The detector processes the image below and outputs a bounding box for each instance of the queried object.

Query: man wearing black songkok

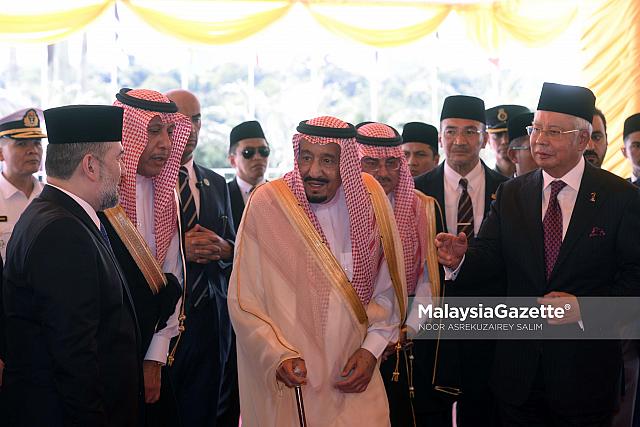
[437,82,640,425]
[414,95,507,426]
[227,120,269,233]
[623,113,640,186]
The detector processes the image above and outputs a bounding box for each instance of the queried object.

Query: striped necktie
[457,177,474,237]
[179,166,210,305]
[179,166,198,231]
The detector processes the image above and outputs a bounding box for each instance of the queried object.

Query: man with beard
[98,88,190,425]
[485,104,530,177]
[227,120,269,233]
[414,95,508,426]
[623,113,640,185]
[165,89,237,427]
[2,105,141,426]
[507,112,538,177]
[356,122,444,427]
[437,82,640,426]
[401,122,440,177]
[228,116,406,426]
[584,108,608,168]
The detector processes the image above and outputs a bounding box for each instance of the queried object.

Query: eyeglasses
[240,146,270,159]
[361,157,401,173]
[442,128,482,141]
[509,146,530,151]
[526,126,580,139]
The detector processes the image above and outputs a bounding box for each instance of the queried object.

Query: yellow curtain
[120,0,293,45]
[460,0,578,54]
[0,0,113,44]
[582,0,640,178]
[304,1,452,48]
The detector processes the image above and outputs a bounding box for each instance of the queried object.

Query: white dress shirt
[0,173,44,260]
[310,186,400,359]
[443,160,486,236]
[136,175,183,364]
[236,175,265,204]
[541,156,585,239]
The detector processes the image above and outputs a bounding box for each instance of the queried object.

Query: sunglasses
[240,146,270,159]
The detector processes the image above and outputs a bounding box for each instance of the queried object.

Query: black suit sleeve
[218,178,236,271]
[27,219,107,426]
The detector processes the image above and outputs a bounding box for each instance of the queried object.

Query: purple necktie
[543,180,567,280]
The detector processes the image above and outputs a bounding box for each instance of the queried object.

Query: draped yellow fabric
[582,0,640,178]
[460,0,578,54]
[121,0,293,45]
[304,1,452,48]
[0,0,113,44]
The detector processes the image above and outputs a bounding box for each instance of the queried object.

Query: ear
[480,131,488,149]
[438,135,443,148]
[507,148,518,165]
[228,153,236,168]
[577,130,590,150]
[621,145,628,159]
[0,145,5,162]
[82,154,100,182]
[434,154,440,163]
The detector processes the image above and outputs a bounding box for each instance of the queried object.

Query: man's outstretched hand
[435,232,468,270]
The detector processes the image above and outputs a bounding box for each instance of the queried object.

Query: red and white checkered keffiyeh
[356,122,420,294]
[284,116,378,306]
[114,89,190,265]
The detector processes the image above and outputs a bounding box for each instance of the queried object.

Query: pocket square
[589,226,605,238]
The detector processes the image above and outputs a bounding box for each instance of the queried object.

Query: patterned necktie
[543,180,567,280]
[178,166,210,304]
[457,178,474,237]
[179,166,198,231]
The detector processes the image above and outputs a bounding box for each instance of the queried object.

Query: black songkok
[230,120,267,149]
[440,95,486,124]
[401,122,438,151]
[623,113,640,139]
[44,105,123,144]
[508,112,535,144]
[536,82,596,124]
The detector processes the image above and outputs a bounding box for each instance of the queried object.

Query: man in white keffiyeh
[228,116,406,427]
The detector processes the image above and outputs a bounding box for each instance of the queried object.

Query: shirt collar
[46,183,100,229]
[236,175,264,194]
[542,156,585,193]
[444,159,483,189]
[0,173,42,199]
[182,158,197,183]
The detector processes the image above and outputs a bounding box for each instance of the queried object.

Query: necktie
[543,180,567,280]
[179,166,198,231]
[178,166,209,305]
[457,178,474,237]
[99,222,112,250]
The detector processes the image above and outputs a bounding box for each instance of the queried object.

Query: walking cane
[295,385,308,427]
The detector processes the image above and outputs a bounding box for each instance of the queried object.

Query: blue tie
[99,222,112,250]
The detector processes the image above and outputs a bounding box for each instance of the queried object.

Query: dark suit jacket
[228,177,244,234]
[412,161,508,410]
[458,164,640,413]
[3,185,141,427]
[189,163,235,357]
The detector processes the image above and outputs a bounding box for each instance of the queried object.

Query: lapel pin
[589,192,596,203]
[203,178,210,187]
[491,193,497,200]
